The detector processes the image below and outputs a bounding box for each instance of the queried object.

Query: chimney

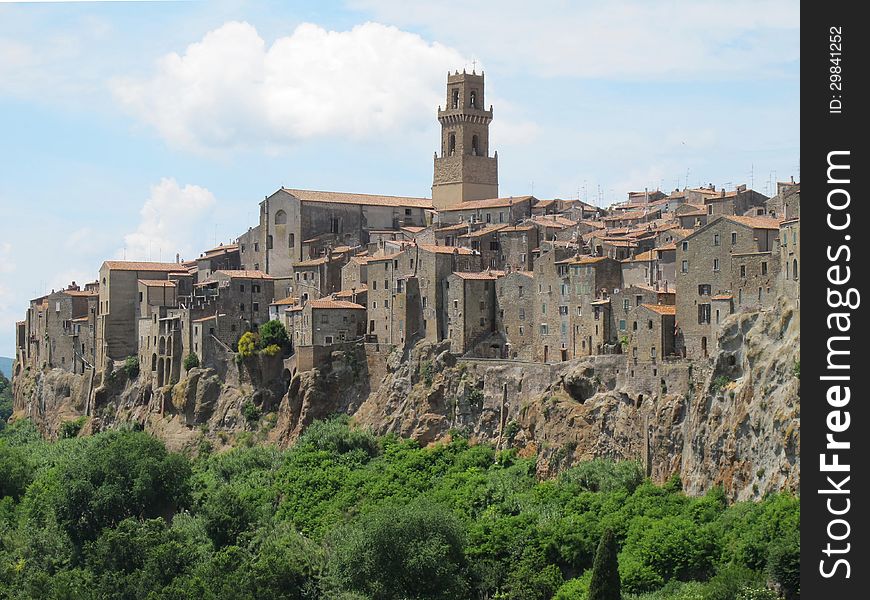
[790,175,794,183]
[720,189,725,197]
[664,281,669,293]
[176,253,180,263]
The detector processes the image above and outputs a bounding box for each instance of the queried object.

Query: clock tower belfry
[432,70,499,210]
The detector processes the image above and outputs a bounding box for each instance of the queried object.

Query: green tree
[183,352,200,371]
[327,500,468,600]
[237,332,259,358]
[0,373,13,430]
[589,528,621,600]
[767,528,799,600]
[259,320,289,350]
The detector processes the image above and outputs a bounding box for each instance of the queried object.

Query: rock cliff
[12,298,799,500]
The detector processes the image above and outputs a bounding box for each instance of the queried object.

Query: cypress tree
[588,528,621,600]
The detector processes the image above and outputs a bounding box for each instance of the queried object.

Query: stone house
[34,284,98,374]
[298,299,366,346]
[675,215,781,358]
[457,224,508,269]
[494,270,535,360]
[626,304,676,365]
[731,250,780,312]
[237,188,431,278]
[611,284,675,343]
[436,196,534,226]
[444,271,500,355]
[196,244,240,281]
[497,224,538,271]
[290,250,347,302]
[96,261,186,369]
[780,217,800,303]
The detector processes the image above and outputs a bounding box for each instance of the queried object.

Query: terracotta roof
[458,224,508,238]
[603,239,638,247]
[566,256,610,265]
[679,208,708,217]
[436,222,478,233]
[604,210,649,221]
[71,315,90,322]
[61,289,99,296]
[711,294,733,301]
[641,303,676,315]
[418,244,476,255]
[308,299,366,310]
[622,250,656,263]
[102,261,183,272]
[334,286,368,298]
[213,270,275,279]
[655,243,677,251]
[452,271,504,280]
[137,280,176,287]
[533,199,556,208]
[437,195,535,212]
[401,226,426,233]
[282,188,432,209]
[499,224,537,232]
[202,244,239,257]
[724,215,782,230]
[270,296,299,306]
[366,252,404,262]
[780,217,800,225]
[294,257,329,268]
[531,215,577,228]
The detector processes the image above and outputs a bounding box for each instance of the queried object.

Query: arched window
[451,89,459,108]
[793,258,798,280]
[472,135,479,156]
[448,134,456,156]
[275,210,287,224]
[469,90,477,108]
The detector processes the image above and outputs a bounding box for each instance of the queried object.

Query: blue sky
[0,0,799,357]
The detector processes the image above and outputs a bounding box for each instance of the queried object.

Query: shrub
[183,353,200,371]
[420,360,434,386]
[122,356,140,379]
[792,360,800,379]
[237,332,258,359]
[241,401,261,424]
[766,528,799,600]
[710,375,730,394]
[260,344,282,357]
[258,320,289,350]
[561,459,645,493]
[59,416,87,439]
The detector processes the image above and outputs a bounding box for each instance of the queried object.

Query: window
[254,242,259,252]
[619,319,626,330]
[372,301,377,309]
[541,303,546,314]
[633,321,638,331]
[453,300,458,309]
[698,284,711,296]
[384,300,389,308]
[479,301,486,310]
[486,213,492,223]
[713,258,720,272]
[240,303,245,311]
[252,284,260,293]
[648,320,653,330]
[651,347,657,359]
[713,233,720,246]
[331,217,340,233]
[325,336,334,345]
[740,265,746,278]
[707,204,714,215]
[289,233,295,247]
[372,280,377,290]
[761,262,768,275]
[731,232,737,245]
[138,292,143,302]
[559,305,568,315]
[275,210,287,224]
[253,303,259,312]
[422,297,427,309]
[518,285,524,297]
[405,208,412,216]
[384,279,389,290]
[321,313,328,324]
[448,133,456,155]
[469,90,477,108]
[681,260,688,273]
[396,280,404,292]
[793,259,798,280]
[540,324,549,335]
[623,299,630,311]
[519,308,525,320]
[716,309,720,324]
[519,326,524,336]
[479,317,486,326]
[451,88,459,108]
[681,241,688,251]
[240,284,245,292]
[635,295,643,307]
[698,303,711,324]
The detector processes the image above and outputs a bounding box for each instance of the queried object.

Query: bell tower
[432,70,499,210]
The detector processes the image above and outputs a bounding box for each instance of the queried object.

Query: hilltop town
[10,72,800,497]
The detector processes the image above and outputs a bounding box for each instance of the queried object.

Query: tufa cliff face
[11,298,798,500]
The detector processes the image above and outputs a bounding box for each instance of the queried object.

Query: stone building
[195,244,240,281]
[611,284,675,342]
[780,216,800,303]
[432,70,499,209]
[626,304,676,365]
[444,271,500,355]
[494,270,535,360]
[675,215,781,358]
[28,283,99,374]
[96,261,187,369]
[497,224,538,271]
[731,250,780,312]
[436,196,534,226]
[297,298,366,346]
[196,270,277,333]
[290,250,346,302]
[237,188,431,278]
[457,224,507,269]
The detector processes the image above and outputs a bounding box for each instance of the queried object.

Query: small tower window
[448,133,456,156]
[451,89,459,108]
[472,134,479,156]
[469,90,477,108]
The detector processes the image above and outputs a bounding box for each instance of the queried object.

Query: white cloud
[349,0,799,79]
[112,21,469,152]
[120,178,216,262]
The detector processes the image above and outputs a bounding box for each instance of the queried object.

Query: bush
[296,416,379,459]
[122,356,140,379]
[710,375,730,394]
[258,320,289,350]
[241,401,261,424]
[562,459,645,493]
[59,416,87,439]
[791,360,800,379]
[766,528,799,600]
[260,344,282,357]
[237,332,259,359]
[420,360,434,386]
[183,353,200,371]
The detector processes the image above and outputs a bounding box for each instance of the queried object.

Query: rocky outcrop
[12,298,799,500]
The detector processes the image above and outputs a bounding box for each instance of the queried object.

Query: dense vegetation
[0,374,12,432]
[0,416,799,599]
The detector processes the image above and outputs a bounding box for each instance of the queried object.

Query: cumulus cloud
[121,178,216,262]
[112,21,468,152]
